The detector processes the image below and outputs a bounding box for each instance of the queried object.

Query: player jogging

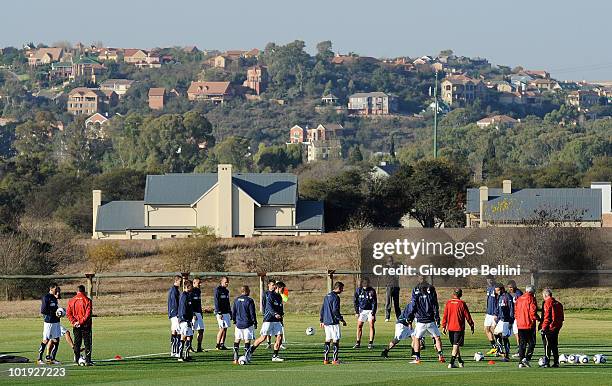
[493,284,514,361]
[177,280,194,362]
[407,281,445,364]
[380,302,414,358]
[37,283,61,365]
[441,288,474,369]
[320,281,346,365]
[353,278,377,349]
[246,281,286,362]
[540,288,564,368]
[515,285,537,368]
[214,276,231,350]
[484,276,498,355]
[231,285,257,364]
[167,275,181,358]
[507,280,523,357]
[191,277,205,352]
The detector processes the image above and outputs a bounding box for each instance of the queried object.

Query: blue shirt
[41,293,59,323]
[261,290,274,315]
[263,291,284,322]
[214,286,231,314]
[178,291,193,322]
[495,292,514,323]
[398,302,414,326]
[407,285,440,324]
[510,289,523,304]
[167,285,180,318]
[320,291,344,325]
[485,286,498,315]
[232,295,257,329]
[191,287,203,314]
[354,287,377,314]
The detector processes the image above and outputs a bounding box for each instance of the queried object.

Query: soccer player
[441,288,474,369]
[246,281,286,362]
[380,302,414,358]
[214,276,231,350]
[483,276,498,355]
[493,284,514,361]
[167,275,181,358]
[540,288,564,368]
[262,279,276,349]
[191,277,205,352]
[407,281,445,364]
[515,285,537,368]
[412,275,438,350]
[67,285,93,366]
[353,278,377,349]
[384,257,401,322]
[320,281,346,364]
[507,280,523,357]
[38,283,61,365]
[232,285,257,364]
[177,280,195,362]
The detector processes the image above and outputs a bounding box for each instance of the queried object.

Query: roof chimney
[92,190,102,239]
[217,164,233,237]
[503,180,512,194]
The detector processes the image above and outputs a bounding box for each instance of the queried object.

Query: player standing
[412,275,438,350]
[507,280,523,357]
[493,284,514,361]
[191,277,205,352]
[231,285,257,364]
[263,279,276,349]
[407,281,445,364]
[167,275,181,358]
[515,285,537,368]
[177,279,194,362]
[246,281,286,362]
[441,288,474,369]
[66,285,93,366]
[214,276,231,350]
[484,276,498,355]
[353,278,377,349]
[320,281,346,364]
[37,283,61,365]
[540,288,564,368]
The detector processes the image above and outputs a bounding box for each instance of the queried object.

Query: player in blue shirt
[191,277,204,352]
[167,275,182,358]
[494,284,515,361]
[353,278,377,349]
[484,276,498,354]
[177,280,194,362]
[263,279,276,349]
[246,281,286,362]
[381,301,415,358]
[214,276,231,350]
[231,285,257,364]
[38,283,61,365]
[320,282,346,364]
[407,282,445,364]
[507,280,523,357]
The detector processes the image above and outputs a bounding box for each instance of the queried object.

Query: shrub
[162,232,224,273]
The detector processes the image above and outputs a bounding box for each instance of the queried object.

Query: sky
[2,0,612,81]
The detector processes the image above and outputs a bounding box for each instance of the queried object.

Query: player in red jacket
[540,288,564,367]
[441,288,474,368]
[514,286,538,367]
[67,285,93,365]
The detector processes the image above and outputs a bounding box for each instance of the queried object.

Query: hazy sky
[3,0,612,81]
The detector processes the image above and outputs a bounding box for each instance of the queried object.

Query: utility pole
[433,70,439,158]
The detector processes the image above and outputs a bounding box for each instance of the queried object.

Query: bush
[86,242,125,273]
[162,232,224,273]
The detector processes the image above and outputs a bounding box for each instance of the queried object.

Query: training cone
[488,360,495,365]
[114,355,122,360]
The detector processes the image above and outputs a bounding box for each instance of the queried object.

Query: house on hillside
[465,180,612,227]
[243,66,267,95]
[348,92,396,115]
[371,161,399,178]
[187,81,232,104]
[288,123,347,163]
[148,87,166,110]
[70,57,105,82]
[566,90,599,110]
[85,112,109,127]
[476,115,518,129]
[100,79,135,97]
[123,49,148,63]
[92,164,325,239]
[440,74,486,107]
[27,47,64,66]
[67,87,117,115]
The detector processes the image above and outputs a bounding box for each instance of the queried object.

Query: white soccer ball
[559,354,568,363]
[579,355,589,364]
[474,352,484,361]
[78,356,87,366]
[538,357,548,367]
[567,354,577,364]
[305,327,315,336]
[238,355,248,365]
[56,308,66,317]
[593,354,607,364]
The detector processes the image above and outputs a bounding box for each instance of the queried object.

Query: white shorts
[235,326,255,341]
[42,322,61,340]
[484,314,497,327]
[216,313,231,329]
[260,322,283,336]
[192,312,205,331]
[178,321,193,337]
[324,324,341,341]
[494,321,511,337]
[512,321,518,335]
[394,323,413,340]
[413,322,441,338]
[357,310,375,322]
[170,316,179,333]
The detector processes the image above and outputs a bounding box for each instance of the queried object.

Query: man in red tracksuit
[540,288,564,368]
[67,285,93,365]
[515,286,538,368]
[441,288,474,368]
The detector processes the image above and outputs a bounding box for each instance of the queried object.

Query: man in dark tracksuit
[515,285,537,368]
[231,285,257,363]
[540,288,564,367]
[494,285,514,361]
[263,279,276,348]
[177,280,194,362]
[484,277,499,354]
[507,280,523,356]
[167,275,181,358]
[320,282,346,364]
[412,276,438,350]
[353,278,377,349]
[407,283,444,364]
[384,258,401,322]
[38,283,61,364]
[214,276,231,350]
[247,281,286,362]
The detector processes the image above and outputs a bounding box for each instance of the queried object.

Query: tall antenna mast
[433,70,439,158]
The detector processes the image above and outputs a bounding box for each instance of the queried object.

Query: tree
[582,156,612,184]
[347,146,363,164]
[13,112,57,158]
[61,116,102,176]
[86,242,125,296]
[316,41,334,62]
[205,136,252,171]
[162,235,223,272]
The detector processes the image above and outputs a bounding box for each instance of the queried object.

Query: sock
[172,335,179,355]
[248,345,257,355]
[411,347,416,356]
[244,342,251,354]
[438,350,443,356]
[324,342,331,361]
[273,349,279,357]
[368,340,373,345]
[178,340,185,359]
[185,340,192,358]
[415,352,420,360]
[333,342,339,362]
[38,343,46,361]
[451,355,456,364]
[51,341,59,360]
[355,340,360,346]
[216,343,220,349]
[490,340,496,348]
[233,342,240,361]
[458,355,463,363]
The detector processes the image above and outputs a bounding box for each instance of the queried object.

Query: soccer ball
[473,352,484,361]
[579,355,589,364]
[559,354,568,363]
[78,356,87,366]
[567,354,577,364]
[56,308,66,318]
[305,327,315,336]
[593,354,607,364]
[238,355,248,365]
[538,357,549,367]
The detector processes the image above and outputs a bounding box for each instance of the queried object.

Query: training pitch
[0,311,610,385]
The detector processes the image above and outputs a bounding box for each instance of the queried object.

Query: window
[170,235,176,238]
[151,235,157,240]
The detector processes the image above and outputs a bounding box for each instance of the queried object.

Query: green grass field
[0,311,610,385]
